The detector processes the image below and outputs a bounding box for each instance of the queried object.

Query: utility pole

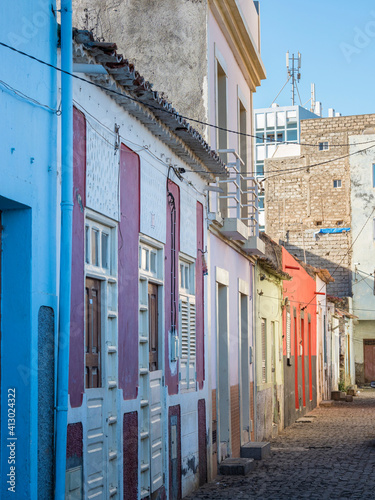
[286,51,301,105]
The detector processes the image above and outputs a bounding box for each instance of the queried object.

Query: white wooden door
[149,370,164,493]
[85,391,107,499]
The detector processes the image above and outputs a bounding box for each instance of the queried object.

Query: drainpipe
[55,1,73,498]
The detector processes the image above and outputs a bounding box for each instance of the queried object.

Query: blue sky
[254,0,375,117]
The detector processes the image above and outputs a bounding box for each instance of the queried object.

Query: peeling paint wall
[255,263,284,440]
[72,0,208,136]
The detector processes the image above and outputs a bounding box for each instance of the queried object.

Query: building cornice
[209,0,266,91]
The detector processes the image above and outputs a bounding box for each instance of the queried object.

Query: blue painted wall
[0,2,58,498]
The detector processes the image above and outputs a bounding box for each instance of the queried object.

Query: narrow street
[187,389,375,499]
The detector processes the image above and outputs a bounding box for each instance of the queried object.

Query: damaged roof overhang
[335,308,358,320]
[72,30,227,182]
[257,258,291,280]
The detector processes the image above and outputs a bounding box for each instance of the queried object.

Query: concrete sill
[243,236,265,256]
[220,217,248,241]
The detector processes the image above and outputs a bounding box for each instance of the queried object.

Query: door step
[319,400,333,407]
[219,457,255,476]
[240,442,271,460]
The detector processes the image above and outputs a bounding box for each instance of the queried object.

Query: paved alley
[187,390,375,499]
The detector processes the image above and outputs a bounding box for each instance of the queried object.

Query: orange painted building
[282,248,318,427]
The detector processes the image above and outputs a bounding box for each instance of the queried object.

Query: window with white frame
[84,213,117,389]
[85,218,114,274]
[138,239,164,373]
[333,179,342,188]
[179,255,196,392]
[139,243,159,277]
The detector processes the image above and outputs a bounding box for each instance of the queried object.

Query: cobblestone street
[187,390,375,499]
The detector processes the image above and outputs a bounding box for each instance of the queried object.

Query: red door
[364,340,375,382]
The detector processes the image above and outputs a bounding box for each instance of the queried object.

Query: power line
[301,206,375,311]
[0,79,61,114]
[263,142,375,181]
[74,93,375,196]
[73,99,206,196]
[258,292,375,314]
[1,40,375,149]
[74,98,375,183]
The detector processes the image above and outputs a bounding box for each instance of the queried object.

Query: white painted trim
[237,85,248,111]
[214,43,228,76]
[86,208,118,227]
[215,266,229,286]
[238,277,249,296]
[139,232,165,250]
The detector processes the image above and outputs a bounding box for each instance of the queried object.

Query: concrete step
[296,417,314,423]
[331,391,346,401]
[219,457,255,476]
[319,400,333,407]
[240,441,271,460]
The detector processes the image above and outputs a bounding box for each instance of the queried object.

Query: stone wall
[72,0,208,136]
[265,113,375,297]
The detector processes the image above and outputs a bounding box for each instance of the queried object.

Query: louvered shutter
[261,318,266,383]
[179,297,189,391]
[188,297,196,389]
[179,296,196,391]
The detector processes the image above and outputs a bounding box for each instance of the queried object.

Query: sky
[253,0,375,117]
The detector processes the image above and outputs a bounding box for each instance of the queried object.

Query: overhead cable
[1,40,375,149]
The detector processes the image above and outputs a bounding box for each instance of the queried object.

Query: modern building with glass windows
[254,104,318,229]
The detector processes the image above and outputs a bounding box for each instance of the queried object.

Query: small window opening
[333,179,342,188]
[319,142,329,151]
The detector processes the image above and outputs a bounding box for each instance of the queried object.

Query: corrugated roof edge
[72,29,227,180]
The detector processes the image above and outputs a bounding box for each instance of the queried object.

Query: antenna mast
[286,51,301,105]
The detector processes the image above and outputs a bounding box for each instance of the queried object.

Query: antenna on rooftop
[286,51,301,106]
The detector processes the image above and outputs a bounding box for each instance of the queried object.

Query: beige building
[265,113,375,386]
[265,113,375,298]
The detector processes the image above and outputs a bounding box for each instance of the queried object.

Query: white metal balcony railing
[217,149,260,238]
